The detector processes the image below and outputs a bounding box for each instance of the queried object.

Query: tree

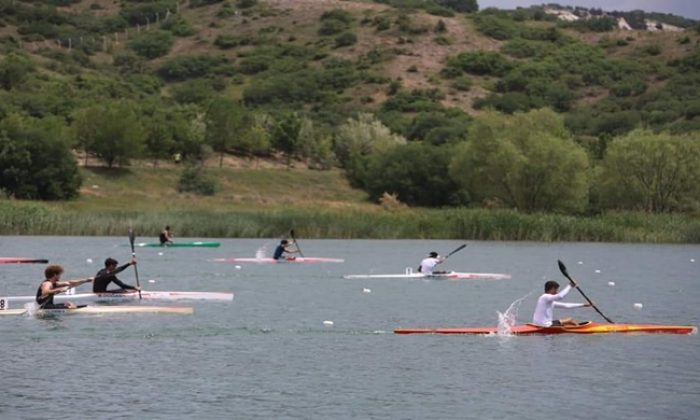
[0,53,35,90]
[449,109,589,212]
[205,97,248,167]
[128,30,174,59]
[437,0,478,13]
[0,114,81,200]
[596,129,700,212]
[365,143,461,206]
[334,113,406,166]
[144,112,176,167]
[73,101,144,168]
[271,112,302,167]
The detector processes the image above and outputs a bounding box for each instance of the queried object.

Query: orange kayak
[394,321,697,335]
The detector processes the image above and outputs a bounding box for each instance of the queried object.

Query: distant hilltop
[543,5,693,32]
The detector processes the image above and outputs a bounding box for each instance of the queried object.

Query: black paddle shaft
[290,229,305,258]
[557,260,614,324]
[128,229,142,299]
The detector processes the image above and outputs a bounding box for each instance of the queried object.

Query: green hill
[1,0,700,240]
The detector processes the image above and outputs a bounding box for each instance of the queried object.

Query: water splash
[496,293,530,335]
[255,245,268,260]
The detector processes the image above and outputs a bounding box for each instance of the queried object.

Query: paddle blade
[557,259,570,279]
[128,229,136,253]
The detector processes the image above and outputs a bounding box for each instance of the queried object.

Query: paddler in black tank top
[93,258,139,293]
[36,265,93,309]
[159,226,174,246]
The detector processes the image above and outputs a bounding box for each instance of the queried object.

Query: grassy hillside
[1,1,700,240]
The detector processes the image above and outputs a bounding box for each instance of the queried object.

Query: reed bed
[1,201,698,243]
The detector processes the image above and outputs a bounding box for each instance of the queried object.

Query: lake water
[1,237,699,419]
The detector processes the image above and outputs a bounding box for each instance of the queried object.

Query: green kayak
[135,242,220,248]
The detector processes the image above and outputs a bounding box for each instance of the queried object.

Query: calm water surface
[1,237,699,419]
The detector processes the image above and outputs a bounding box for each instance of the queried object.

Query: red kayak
[394,321,697,335]
[0,257,49,264]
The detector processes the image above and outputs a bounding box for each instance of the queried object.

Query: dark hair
[165,226,171,230]
[429,251,438,258]
[281,239,289,245]
[105,258,118,267]
[544,280,560,292]
[45,265,64,279]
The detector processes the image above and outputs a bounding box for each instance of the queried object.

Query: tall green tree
[596,129,700,212]
[144,112,176,167]
[271,112,302,167]
[0,114,81,200]
[449,109,589,212]
[73,101,144,168]
[205,97,248,167]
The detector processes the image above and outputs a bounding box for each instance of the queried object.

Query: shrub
[335,32,357,48]
[446,50,511,76]
[318,19,348,36]
[178,165,217,195]
[158,54,230,81]
[128,30,174,59]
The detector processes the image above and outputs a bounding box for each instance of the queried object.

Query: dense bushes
[0,114,81,199]
[157,55,232,81]
[128,30,174,59]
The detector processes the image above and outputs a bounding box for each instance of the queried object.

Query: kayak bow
[0,258,49,264]
[394,321,697,335]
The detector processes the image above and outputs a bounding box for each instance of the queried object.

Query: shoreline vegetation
[0,166,698,243]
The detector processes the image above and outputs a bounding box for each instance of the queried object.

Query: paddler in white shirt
[417,251,445,274]
[533,280,591,327]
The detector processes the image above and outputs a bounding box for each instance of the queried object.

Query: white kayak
[344,268,511,280]
[1,290,233,306]
[212,257,345,264]
[0,305,193,317]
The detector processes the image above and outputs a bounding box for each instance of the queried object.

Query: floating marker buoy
[157,252,164,256]
[691,259,696,263]
[608,281,615,286]
[235,265,242,270]
[323,320,334,326]
[578,261,583,265]
[363,288,371,293]
[634,303,643,309]
[86,258,93,264]
[148,279,156,284]
[595,269,601,273]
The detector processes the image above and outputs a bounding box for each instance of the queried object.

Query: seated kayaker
[159,226,174,245]
[533,280,591,327]
[273,239,299,261]
[417,252,446,274]
[93,258,139,293]
[36,265,92,309]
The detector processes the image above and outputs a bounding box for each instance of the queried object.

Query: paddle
[444,244,467,259]
[557,259,614,324]
[289,229,305,258]
[128,229,142,300]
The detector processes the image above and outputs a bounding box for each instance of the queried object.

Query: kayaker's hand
[134,286,142,291]
[569,280,578,288]
[130,258,137,266]
[584,303,592,307]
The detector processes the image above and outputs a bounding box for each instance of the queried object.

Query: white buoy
[157,252,164,256]
[634,303,643,309]
[86,258,93,264]
[323,320,334,326]
[595,269,601,273]
[363,288,371,293]
[608,281,615,286]
[235,265,242,270]
[578,261,583,265]
[148,279,156,284]
[691,259,696,263]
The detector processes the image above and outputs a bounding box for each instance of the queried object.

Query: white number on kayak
[0,298,7,310]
